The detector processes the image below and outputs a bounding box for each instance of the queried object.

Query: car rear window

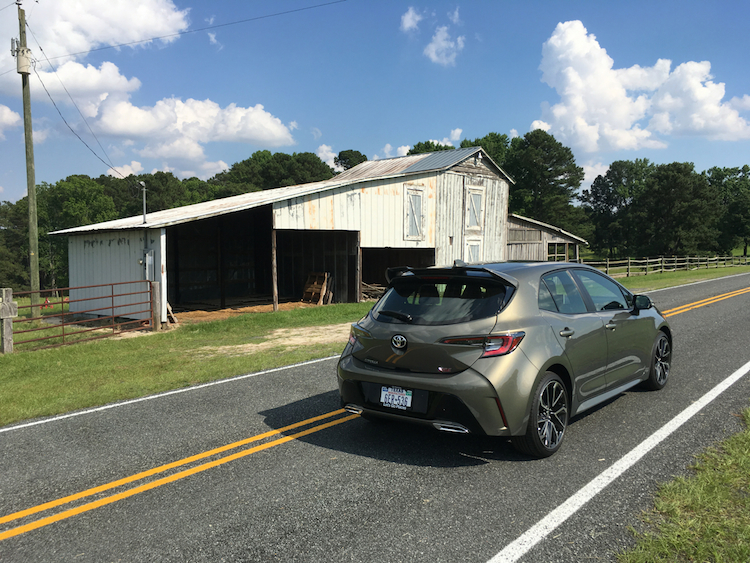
[372,276,508,325]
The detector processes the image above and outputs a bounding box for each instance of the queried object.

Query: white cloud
[108,160,144,178]
[424,26,465,66]
[33,127,51,144]
[0,1,297,180]
[317,144,342,171]
[582,161,609,188]
[97,97,295,150]
[448,7,461,25]
[312,127,322,140]
[449,128,462,141]
[537,20,750,152]
[400,7,423,32]
[0,185,4,194]
[397,145,410,156]
[510,129,519,139]
[32,61,141,117]
[0,0,188,87]
[0,105,21,140]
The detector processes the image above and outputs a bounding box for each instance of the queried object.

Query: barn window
[466,188,484,230]
[466,238,482,262]
[547,243,568,261]
[404,186,424,240]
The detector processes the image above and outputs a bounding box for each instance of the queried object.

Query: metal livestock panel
[68,230,159,320]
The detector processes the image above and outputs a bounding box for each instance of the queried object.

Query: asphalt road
[2,272,750,563]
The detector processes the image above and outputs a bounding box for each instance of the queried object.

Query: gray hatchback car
[338,261,672,457]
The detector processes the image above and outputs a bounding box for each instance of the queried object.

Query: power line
[25,21,116,172]
[31,66,126,179]
[45,0,347,61]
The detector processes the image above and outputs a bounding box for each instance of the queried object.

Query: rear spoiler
[385,262,519,288]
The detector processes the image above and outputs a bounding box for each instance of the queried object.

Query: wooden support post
[355,231,362,303]
[150,282,161,331]
[271,229,279,312]
[1,288,19,354]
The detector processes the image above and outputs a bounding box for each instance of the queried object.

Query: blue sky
[0,0,749,203]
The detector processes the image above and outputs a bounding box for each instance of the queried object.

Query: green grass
[617,265,750,292]
[0,301,372,427]
[618,408,750,563]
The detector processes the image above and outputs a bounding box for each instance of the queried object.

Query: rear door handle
[559,328,575,338]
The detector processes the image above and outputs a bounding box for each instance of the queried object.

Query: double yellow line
[661,287,750,317]
[0,409,357,541]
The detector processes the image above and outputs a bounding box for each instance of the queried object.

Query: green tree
[580,159,654,257]
[503,129,585,233]
[210,150,333,193]
[706,165,750,255]
[334,150,367,171]
[460,132,510,168]
[633,162,721,256]
[407,141,455,155]
[0,198,30,289]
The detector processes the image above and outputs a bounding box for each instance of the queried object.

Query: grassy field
[0,301,372,427]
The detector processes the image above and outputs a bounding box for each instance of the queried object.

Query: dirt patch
[195,322,352,357]
[175,301,315,323]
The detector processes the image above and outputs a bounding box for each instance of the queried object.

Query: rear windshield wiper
[378,310,413,323]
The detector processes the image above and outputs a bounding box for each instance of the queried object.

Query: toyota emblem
[391,334,407,349]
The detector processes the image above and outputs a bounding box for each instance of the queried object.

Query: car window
[373,276,507,325]
[574,270,629,311]
[540,271,587,314]
[538,283,558,312]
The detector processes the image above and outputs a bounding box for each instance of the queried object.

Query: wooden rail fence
[583,255,750,277]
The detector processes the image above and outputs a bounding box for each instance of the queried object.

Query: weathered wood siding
[435,159,509,265]
[273,173,438,249]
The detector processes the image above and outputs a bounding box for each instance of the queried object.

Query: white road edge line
[488,357,750,563]
[0,356,340,434]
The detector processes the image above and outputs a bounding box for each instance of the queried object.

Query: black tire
[642,331,671,391]
[511,372,569,458]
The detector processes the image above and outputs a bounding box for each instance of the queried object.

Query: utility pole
[13,2,40,317]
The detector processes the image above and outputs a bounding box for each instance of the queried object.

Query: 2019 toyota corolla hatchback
[337,261,672,458]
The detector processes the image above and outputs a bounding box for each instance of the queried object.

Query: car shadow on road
[259,390,534,467]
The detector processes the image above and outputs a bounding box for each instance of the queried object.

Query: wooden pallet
[301,272,332,305]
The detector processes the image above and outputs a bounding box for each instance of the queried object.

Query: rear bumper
[337,355,510,436]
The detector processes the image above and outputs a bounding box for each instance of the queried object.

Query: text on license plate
[380,386,413,410]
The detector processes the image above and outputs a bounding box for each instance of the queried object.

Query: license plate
[380,386,413,410]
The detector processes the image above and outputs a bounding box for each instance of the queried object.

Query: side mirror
[634,295,653,312]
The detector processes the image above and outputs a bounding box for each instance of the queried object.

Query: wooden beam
[271,229,279,312]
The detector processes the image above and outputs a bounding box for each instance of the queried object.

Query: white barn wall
[273,172,438,249]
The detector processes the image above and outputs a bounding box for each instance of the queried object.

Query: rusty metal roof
[52,147,509,235]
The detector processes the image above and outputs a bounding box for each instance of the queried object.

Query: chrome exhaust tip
[344,404,364,415]
[433,422,470,434]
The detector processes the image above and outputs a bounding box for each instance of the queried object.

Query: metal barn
[53,147,515,318]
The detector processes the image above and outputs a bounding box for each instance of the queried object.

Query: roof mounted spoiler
[385,266,412,284]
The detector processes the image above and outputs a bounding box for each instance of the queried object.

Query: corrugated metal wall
[68,230,158,320]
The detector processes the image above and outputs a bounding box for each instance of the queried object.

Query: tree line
[1,131,748,291]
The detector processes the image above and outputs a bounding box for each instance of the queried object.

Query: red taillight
[440,332,525,358]
[482,333,525,357]
[348,331,358,347]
